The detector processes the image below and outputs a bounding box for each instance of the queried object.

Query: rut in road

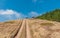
[14,20,26,38]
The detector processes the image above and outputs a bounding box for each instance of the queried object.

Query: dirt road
[15,19,32,38]
[0,19,60,38]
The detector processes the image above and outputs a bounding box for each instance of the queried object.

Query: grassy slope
[36,9,60,22]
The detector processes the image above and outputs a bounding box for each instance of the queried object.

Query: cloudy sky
[0,0,60,22]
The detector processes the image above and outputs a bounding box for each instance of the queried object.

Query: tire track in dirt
[26,19,32,38]
[14,19,26,38]
[12,20,23,38]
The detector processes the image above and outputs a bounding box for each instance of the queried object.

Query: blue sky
[0,0,60,22]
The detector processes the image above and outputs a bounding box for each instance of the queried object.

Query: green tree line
[36,9,60,22]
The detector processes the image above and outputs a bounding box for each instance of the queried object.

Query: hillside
[0,19,60,38]
[36,9,60,22]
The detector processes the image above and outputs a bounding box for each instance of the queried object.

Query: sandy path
[15,19,26,38]
[15,19,32,38]
[26,19,32,38]
[14,19,32,38]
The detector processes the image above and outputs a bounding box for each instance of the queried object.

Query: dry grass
[28,19,60,38]
[0,20,22,38]
[40,22,54,26]
[3,21,16,24]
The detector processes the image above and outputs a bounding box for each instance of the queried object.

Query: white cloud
[0,10,16,14]
[0,9,26,21]
[28,11,40,17]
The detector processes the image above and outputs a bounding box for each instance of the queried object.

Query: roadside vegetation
[36,9,60,22]
[3,20,15,24]
[40,23,54,26]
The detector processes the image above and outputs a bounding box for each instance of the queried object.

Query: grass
[40,22,54,26]
[3,21,15,24]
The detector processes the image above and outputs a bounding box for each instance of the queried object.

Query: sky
[0,0,60,22]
